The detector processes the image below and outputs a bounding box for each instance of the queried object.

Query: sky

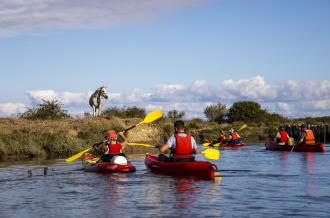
[0,0,329,118]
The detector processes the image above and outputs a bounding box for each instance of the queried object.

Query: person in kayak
[297,125,315,145]
[92,130,128,162]
[209,130,226,146]
[275,126,289,145]
[159,120,199,162]
[227,128,242,144]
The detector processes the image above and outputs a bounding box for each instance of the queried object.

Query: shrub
[167,109,185,121]
[102,106,146,119]
[204,103,227,123]
[186,118,203,129]
[20,100,70,120]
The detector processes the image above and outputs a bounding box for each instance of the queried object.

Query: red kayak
[265,141,325,152]
[221,142,246,147]
[82,153,136,173]
[145,154,220,180]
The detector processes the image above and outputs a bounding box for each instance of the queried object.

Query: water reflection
[174,178,196,207]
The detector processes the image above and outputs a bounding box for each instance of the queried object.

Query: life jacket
[108,142,122,154]
[279,130,289,143]
[304,129,315,145]
[219,135,226,141]
[231,132,240,140]
[172,134,193,159]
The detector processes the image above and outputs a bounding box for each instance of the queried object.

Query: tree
[167,109,185,121]
[228,101,266,123]
[20,100,70,120]
[204,103,227,123]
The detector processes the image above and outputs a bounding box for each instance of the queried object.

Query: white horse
[89,86,109,117]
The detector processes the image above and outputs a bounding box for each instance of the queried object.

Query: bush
[186,118,203,129]
[102,106,146,119]
[20,100,70,120]
[167,109,185,121]
[204,103,227,123]
[198,129,218,143]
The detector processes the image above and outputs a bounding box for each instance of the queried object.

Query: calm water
[1,144,330,218]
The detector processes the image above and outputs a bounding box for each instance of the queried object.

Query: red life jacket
[108,143,122,154]
[304,129,315,144]
[173,134,193,159]
[279,130,289,143]
[219,135,226,141]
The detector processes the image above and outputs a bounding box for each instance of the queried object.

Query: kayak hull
[265,142,324,152]
[144,154,220,180]
[221,142,246,147]
[82,153,136,173]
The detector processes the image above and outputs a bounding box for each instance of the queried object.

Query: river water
[1,144,330,218]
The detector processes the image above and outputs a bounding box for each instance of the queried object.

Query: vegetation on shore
[0,100,329,161]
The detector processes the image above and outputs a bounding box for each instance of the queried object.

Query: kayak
[206,142,246,147]
[265,141,325,152]
[220,142,246,147]
[145,154,220,180]
[82,153,136,173]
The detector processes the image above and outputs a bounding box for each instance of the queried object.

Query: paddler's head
[174,120,185,134]
[106,130,117,141]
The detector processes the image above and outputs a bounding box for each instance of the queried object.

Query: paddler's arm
[192,137,199,154]
[118,131,128,150]
[159,144,169,153]
[297,132,306,145]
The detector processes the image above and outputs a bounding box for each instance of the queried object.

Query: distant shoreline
[0,117,329,161]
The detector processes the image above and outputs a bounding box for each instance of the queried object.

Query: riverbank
[0,117,280,161]
[0,117,164,161]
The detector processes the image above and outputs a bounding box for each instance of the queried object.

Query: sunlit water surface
[1,144,330,217]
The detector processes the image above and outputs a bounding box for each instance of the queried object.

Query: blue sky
[0,0,329,117]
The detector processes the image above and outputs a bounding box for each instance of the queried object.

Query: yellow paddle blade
[139,109,163,125]
[65,148,91,163]
[213,143,220,147]
[237,124,248,132]
[202,148,220,160]
[202,143,210,147]
[128,143,152,147]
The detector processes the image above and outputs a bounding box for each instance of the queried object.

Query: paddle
[128,143,220,160]
[123,109,163,131]
[202,148,220,160]
[203,124,248,147]
[65,109,163,163]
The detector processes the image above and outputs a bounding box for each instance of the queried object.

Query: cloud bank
[1,76,329,118]
[0,0,206,37]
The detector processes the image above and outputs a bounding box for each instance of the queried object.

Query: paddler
[159,120,199,162]
[92,130,128,162]
[219,130,227,144]
[275,126,289,145]
[227,128,243,144]
[297,125,315,145]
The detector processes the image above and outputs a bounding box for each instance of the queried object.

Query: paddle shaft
[124,124,140,132]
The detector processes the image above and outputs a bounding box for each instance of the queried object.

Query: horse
[89,86,109,117]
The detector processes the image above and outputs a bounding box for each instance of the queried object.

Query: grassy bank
[0,117,164,161]
[0,117,279,161]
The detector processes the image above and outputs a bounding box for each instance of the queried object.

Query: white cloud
[0,102,26,116]
[25,90,90,106]
[1,75,330,118]
[0,0,207,37]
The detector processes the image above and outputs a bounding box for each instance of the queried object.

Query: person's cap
[106,130,117,139]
